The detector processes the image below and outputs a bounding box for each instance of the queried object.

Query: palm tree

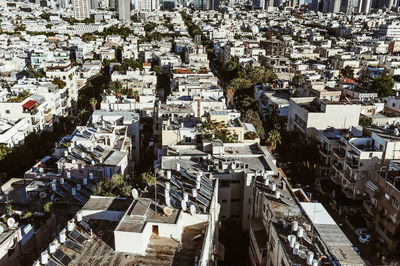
[89,97,97,111]
[266,129,282,152]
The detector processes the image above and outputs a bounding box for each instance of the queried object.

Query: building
[249,171,365,265]
[287,97,361,135]
[31,171,220,265]
[73,0,90,20]
[117,0,130,20]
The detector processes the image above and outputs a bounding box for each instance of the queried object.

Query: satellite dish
[52,179,57,183]
[131,189,139,200]
[0,226,3,234]
[7,218,16,227]
[39,168,44,173]
[39,192,47,199]
[181,201,187,211]
[190,205,196,216]
[163,207,173,216]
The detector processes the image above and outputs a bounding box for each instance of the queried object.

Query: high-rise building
[133,0,159,11]
[116,0,130,20]
[74,0,90,20]
[322,0,340,12]
[109,0,115,9]
[357,0,371,13]
[312,0,322,11]
[90,0,98,9]
[252,0,265,9]
[341,0,354,13]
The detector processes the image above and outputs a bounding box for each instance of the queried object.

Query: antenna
[131,188,139,200]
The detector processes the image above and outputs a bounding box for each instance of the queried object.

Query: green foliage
[266,129,281,151]
[6,203,12,214]
[7,90,31,103]
[94,174,132,197]
[359,116,372,126]
[144,22,157,33]
[0,144,12,161]
[199,119,238,143]
[121,59,143,71]
[371,74,395,97]
[40,12,50,20]
[22,211,32,219]
[226,78,252,93]
[152,65,163,76]
[27,67,45,78]
[341,66,354,79]
[89,97,97,111]
[242,109,265,140]
[140,171,156,186]
[246,66,277,85]
[43,201,53,213]
[52,77,66,89]
[221,59,239,81]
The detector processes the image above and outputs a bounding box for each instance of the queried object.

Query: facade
[117,0,130,20]
[287,97,361,135]
[73,0,90,20]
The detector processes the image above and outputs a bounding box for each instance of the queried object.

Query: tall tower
[357,0,371,13]
[117,0,130,20]
[74,0,90,20]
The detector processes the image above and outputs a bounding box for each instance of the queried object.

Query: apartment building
[249,171,364,265]
[159,139,277,231]
[365,169,400,252]
[287,97,361,135]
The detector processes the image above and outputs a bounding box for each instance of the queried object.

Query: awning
[22,100,37,110]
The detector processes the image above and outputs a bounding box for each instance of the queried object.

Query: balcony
[332,161,343,172]
[333,149,345,160]
[319,148,332,157]
[345,157,359,169]
[363,200,376,218]
[329,174,341,185]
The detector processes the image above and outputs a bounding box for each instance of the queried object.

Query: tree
[94,174,132,197]
[247,66,277,85]
[226,78,252,107]
[152,65,163,76]
[89,97,97,111]
[199,119,238,143]
[242,109,265,140]
[140,171,156,186]
[43,201,53,213]
[371,74,395,97]
[341,66,354,79]
[266,129,281,152]
[0,143,12,161]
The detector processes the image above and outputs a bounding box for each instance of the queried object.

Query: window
[220,180,230,187]
[5,110,10,114]
[231,199,240,202]
[393,103,396,107]
[248,198,251,204]
[231,180,240,184]
[222,199,227,203]
[369,153,373,158]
